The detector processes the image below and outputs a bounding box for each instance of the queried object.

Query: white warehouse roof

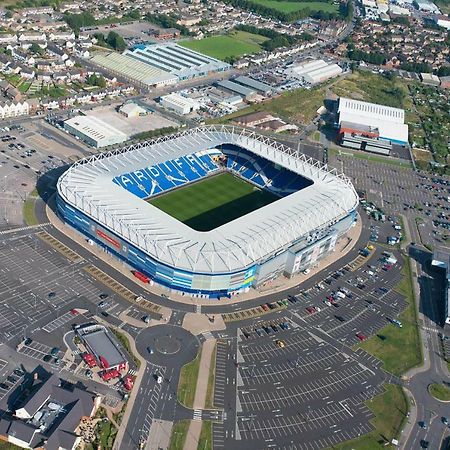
[338,97,408,144]
[303,64,342,84]
[64,116,128,146]
[57,126,358,274]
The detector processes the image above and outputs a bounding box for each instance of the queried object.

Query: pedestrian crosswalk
[202,331,214,341]
[195,304,202,313]
[0,223,50,235]
[422,326,438,333]
[193,409,203,421]
[128,369,138,376]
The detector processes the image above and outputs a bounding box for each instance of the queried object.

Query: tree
[106,31,126,52]
[86,74,107,88]
[437,66,450,77]
[30,42,43,55]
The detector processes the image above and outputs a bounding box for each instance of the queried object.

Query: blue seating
[113,145,312,200]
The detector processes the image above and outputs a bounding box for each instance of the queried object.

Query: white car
[323,300,332,307]
[156,375,163,384]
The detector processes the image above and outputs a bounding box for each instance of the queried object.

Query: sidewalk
[183,338,217,450]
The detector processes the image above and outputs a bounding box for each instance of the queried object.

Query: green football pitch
[148,172,279,231]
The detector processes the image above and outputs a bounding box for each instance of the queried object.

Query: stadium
[56,126,359,298]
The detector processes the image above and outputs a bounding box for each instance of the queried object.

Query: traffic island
[428,383,450,402]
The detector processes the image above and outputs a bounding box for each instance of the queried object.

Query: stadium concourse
[57,126,359,299]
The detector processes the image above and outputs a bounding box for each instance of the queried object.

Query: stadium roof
[58,126,359,274]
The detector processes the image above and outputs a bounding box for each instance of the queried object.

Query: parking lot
[333,154,450,250]
[0,228,132,342]
[234,321,385,449]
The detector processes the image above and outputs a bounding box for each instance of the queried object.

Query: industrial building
[431,249,450,324]
[64,115,128,148]
[89,51,177,88]
[160,93,202,115]
[233,76,273,95]
[119,102,149,118]
[216,80,257,100]
[337,97,409,145]
[341,133,392,155]
[285,59,343,84]
[124,43,231,81]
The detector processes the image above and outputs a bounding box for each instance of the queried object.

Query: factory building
[160,93,202,115]
[285,59,342,85]
[216,80,257,100]
[233,76,273,95]
[124,43,231,81]
[337,97,409,145]
[64,115,128,148]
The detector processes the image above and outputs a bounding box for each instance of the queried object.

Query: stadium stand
[113,144,312,200]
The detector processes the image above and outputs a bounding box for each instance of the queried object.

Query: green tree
[106,31,126,52]
[30,42,43,55]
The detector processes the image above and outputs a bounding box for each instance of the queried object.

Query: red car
[261,304,269,312]
[356,332,367,341]
[70,309,78,315]
[326,295,334,301]
[306,306,316,314]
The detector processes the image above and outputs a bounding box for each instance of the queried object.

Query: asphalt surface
[0,112,449,450]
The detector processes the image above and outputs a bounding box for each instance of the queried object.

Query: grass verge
[198,421,213,450]
[23,198,38,226]
[178,346,201,408]
[428,383,450,402]
[204,343,217,409]
[0,442,22,450]
[358,256,422,376]
[329,384,408,450]
[168,420,191,450]
[111,329,141,370]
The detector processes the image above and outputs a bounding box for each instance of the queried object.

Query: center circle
[154,335,181,355]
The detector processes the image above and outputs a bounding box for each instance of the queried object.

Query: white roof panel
[57,126,358,274]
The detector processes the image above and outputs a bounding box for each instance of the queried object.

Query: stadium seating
[113,144,312,200]
[113,150,221,198]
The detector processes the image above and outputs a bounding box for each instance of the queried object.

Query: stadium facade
[57,126,359,298]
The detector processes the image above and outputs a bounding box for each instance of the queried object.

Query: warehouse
[160,92,202,115]
[337,97,409,145]
[64,115,128,148]
[233,75,273,95]
[89,51,177,88]
[286,59,342,84]
[216,80,256,100]
[124,43,231,81]
[303,64,342,84]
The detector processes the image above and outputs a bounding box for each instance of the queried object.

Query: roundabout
[135,324,199,367]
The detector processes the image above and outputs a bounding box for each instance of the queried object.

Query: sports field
[251,0,338,13]
[148,172,279,231]
[179,31,267,60]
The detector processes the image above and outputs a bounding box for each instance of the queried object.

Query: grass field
[329,384,408,450]
[252,0,338,13]
[149,173,279,232]
[179,31,267,60]
[358,257,422,376]
[211,70,411,126]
